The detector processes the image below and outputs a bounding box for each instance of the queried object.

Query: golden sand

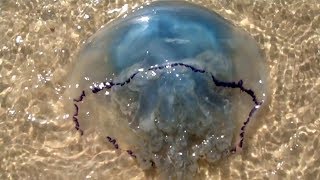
[0,0,319,179]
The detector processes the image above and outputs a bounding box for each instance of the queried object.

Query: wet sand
[0,0,319,179]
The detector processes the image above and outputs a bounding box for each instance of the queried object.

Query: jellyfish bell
[64,1,268,178]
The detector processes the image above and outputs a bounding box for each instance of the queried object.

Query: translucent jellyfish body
[66,1,268,179]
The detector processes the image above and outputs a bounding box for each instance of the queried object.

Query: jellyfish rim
[71,62,263,155]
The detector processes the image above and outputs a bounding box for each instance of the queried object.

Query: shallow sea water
[0,0,319,179]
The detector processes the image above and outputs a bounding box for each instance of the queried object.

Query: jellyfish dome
[66,1,268,179]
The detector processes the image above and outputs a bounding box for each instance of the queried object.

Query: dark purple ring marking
[74,90,86,102]
[126,150,137,158]
[72,104,83,135]
[72,62,262,158]
[90,63,260,106]
[106,136,120,149]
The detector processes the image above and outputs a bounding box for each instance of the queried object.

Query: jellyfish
[65,1,268,179]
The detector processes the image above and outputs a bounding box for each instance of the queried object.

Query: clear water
[0,0,319,179]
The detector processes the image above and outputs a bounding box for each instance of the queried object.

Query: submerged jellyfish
[66,1,268,179]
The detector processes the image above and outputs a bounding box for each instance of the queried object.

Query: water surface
[0,0,319,179]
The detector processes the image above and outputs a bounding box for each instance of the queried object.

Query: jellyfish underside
[67,1,268,179]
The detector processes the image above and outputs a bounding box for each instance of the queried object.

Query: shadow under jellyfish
[65,1,268,179]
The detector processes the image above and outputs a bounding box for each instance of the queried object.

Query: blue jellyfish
[66,1,268,179]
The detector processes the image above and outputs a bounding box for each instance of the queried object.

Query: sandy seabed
[0,0,319,179]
